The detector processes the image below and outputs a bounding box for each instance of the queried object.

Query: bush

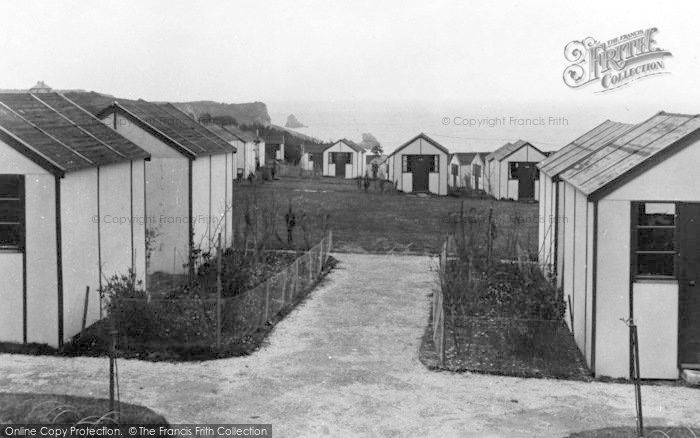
[444,259,564,320]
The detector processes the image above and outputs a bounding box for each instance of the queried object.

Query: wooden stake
[81,286,90,334]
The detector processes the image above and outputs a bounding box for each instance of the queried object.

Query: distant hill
[285,114,307,128]
[172,101,271,126]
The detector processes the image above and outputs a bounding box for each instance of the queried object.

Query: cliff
[172,101,271,126]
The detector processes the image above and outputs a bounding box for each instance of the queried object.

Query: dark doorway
[510,162,537,199]
[372,163,379,179]
[678,202,700,368]
[265,144,279,161]
[410,155,432,192]
[333,152,351,178]
[451,164,459,187]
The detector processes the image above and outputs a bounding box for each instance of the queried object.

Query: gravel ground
[1,253,698,437]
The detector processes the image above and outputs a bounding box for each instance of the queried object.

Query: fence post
[281,270,289,307]
[308,252,313,285]
[216,233,222,349]
[294,259,299,299]
[264,281,270,323]
[319,238,324,271]
[81,286,90,335]
[327,230,333,260]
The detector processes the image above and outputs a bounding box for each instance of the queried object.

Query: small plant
[285,200,297,246]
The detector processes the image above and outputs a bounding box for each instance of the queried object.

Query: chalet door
[412,156,431,192]
[678,202,700,368]
[334,153,348,177]
[516,163,537,199]
[372,163,378,178]
[265,145,277,161]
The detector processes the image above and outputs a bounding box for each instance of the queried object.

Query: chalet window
[403,155,439,173]
[509,162,519,179]
[632,202,676,279]
[331,152,352,165]
[0,175,25,250]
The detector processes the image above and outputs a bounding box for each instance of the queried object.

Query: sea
[266,100,654,154]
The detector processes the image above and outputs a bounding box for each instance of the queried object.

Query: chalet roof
[335,138,366,153]
[303,143,330,154]
[156,103,235,154]
[485,139,544,162]
[538,120,636,178]
[223,125,259,143]
[264,134,284,145]
[0,93,149,175]
[205,123,242,143]
[559,111,700,199]
[389,132,450,157]
[96,100,234,157]
[454,152,478,164]
[62,91,115,114]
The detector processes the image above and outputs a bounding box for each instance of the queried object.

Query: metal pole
[632,322,644,437]
[216,233,222,349]
[109,326,116,412]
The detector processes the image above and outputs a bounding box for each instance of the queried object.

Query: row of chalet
[538,112,700,380]
[385,134,547,198]
[0,91,271,348]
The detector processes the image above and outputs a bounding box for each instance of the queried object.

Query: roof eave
[99,103,197,159]
[0,127,66,177]
[588,125,700,202]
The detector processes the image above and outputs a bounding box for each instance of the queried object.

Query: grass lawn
[0,392,167,424]
[231,176,540,255]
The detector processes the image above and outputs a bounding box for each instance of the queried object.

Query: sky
[2,0,699,149]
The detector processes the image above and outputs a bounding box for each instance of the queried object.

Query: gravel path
[1,253,698,437]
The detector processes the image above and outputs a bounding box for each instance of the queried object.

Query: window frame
[631,201,677,281]
[0,174,25,252]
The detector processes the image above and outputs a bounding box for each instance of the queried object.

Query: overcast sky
[2,0,698,119]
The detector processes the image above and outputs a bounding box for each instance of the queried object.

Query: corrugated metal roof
[156,103,234,154]
[560,112,700,196]
[538,120,636,178]
[38,93,150,161]
[0,93,148,173]
[64,92,234,156]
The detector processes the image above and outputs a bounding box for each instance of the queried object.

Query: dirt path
[1,254,698,437]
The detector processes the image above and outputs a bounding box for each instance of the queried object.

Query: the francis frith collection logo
[563,28,672,92]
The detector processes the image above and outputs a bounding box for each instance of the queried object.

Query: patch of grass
[567,426,700,437]
[233,177,539,254]
[0,392,167,424]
